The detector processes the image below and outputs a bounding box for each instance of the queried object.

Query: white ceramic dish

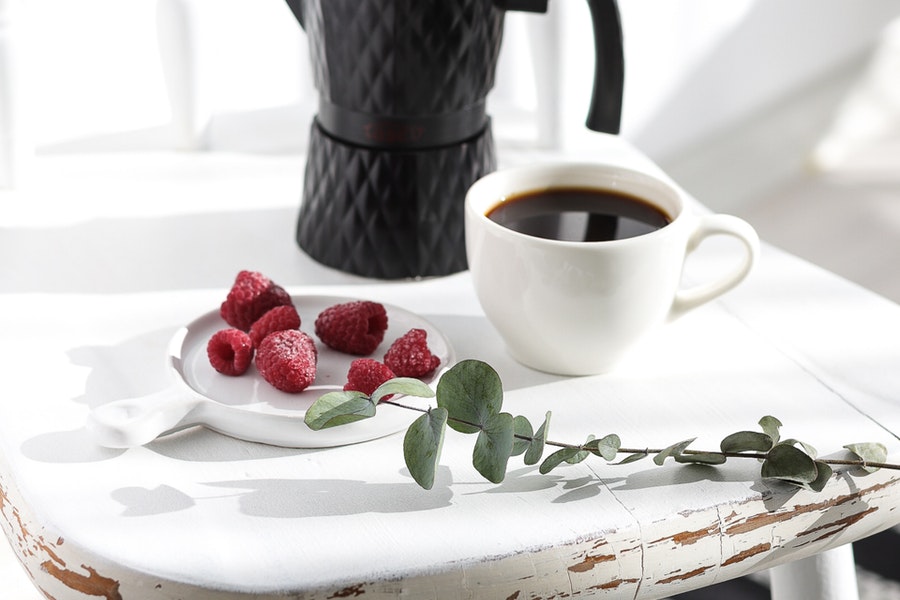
[87,295,454,448]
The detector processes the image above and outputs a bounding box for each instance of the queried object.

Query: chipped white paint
[1,144,899,599]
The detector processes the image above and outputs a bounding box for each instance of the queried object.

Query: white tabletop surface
[2,141,899,599]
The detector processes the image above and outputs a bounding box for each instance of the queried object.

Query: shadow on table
[0,207,362,294]
[203,467,455,518]
[104,466,455,519]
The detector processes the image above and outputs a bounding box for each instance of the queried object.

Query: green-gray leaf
[844,442,888,473]
[565,435,595,464]
[720,431,774,454]
[805,461,833,492]
[511,415,533,457]
[761,443,818,484]
[614,451,649,465]
[403,407,448,490]
[304,391,376,430]
[372,377,436,403]
[473,412,515,483]
[584,434,621,461]
[539,447,581,474]
[654,438,696,466]
[524,412,551,466]
[759,416,783,444]
[780,438,817,459]
[674,452,727,465]
[436,360,504,434]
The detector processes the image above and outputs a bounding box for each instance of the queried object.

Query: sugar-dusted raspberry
[220,270,292,331]
[207,329,254,376]
[314,301,388,355]
[249,304,301,347]
[344,358,395,398]
[384,328,441,377]
[255,330,318,393]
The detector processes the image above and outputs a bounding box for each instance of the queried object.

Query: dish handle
[87,387,203,448]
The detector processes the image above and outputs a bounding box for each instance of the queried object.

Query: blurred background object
[4,1,899,188]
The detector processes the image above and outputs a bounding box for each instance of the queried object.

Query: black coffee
[487,187,671,242]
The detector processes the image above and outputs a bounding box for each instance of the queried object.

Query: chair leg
[156,0,208,150]
[0,0,27,188]
[769,544,859,600]
[525,4,561,149]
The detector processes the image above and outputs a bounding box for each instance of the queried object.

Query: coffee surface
[487,187,671,242]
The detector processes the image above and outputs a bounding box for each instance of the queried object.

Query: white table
[1,142,899,600]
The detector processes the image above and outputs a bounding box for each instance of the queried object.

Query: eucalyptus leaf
[566,435,596,464]
[403,407,448,490]
[720,431,774,454]
[436,360,504,434]
[844,442,888,473]
[511,416,533,457]
[539,447,581,474]
[758,416,783,444]
[524,412,551,466]
[473,412,515,483]
[761,443,818,484]
[614,451,649,465]
[805,461,833,492]
[304,391,376,430]
[372,377,436,403]
[654,438,696,466]
[780,438,817,459]
[674,452,727,465]
[585,434,621,462]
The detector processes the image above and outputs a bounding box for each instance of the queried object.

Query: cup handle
[669,214,760,320]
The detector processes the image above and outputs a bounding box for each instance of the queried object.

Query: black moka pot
[284,0,624,279]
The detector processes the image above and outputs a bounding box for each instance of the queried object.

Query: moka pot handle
[585,0,624,134]
[285,0,304,28]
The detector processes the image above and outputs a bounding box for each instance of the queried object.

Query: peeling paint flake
[657,565,714,584]
[722,543,771,566]
[41,561,121,600]
[328,583,366,598]
[651,524,719,547]
[567,553,616,573]
[724,481,890,537]
[799,507,878,542]
[590,577,640,591]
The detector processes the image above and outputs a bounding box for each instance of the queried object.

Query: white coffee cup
[464,162,760,375]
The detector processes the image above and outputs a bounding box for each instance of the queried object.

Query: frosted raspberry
[207,329,254,376]
[314,301,388,355]
[344,359,395,399]
[255,330,318,393]
[384,328,441,377]
[249,304,301,347]
[220,270,292,331]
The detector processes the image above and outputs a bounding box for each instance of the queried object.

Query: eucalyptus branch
[307,360,897,491]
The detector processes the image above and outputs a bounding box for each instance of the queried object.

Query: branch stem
[379,399,900,471]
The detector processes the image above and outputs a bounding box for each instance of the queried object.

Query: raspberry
[314,301,388,355]
[255,330,318,393]
[249,304,301,347]
[207,329,254,376]
[344,359,395,398]
[220,270,292,331]
[384,328,441,377]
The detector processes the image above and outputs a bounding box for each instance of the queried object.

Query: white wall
[537,0,900,162]
[7,0,900,164]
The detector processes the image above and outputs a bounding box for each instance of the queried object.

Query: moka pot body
[293,0,504,279]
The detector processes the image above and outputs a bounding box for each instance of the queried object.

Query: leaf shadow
[203,466,454,518]
[111,485,196,517]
